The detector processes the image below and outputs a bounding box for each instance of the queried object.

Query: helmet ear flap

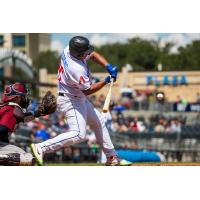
[4,84,12,95]
[69,48,83,59]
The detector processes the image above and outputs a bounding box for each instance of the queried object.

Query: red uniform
[0,83,35,166]
[0,105,18,132]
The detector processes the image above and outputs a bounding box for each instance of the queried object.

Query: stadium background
[1,33,200,164]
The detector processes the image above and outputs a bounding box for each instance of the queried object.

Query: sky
[51,33,200,54]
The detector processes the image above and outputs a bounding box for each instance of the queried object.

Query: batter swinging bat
[103,78,114,113]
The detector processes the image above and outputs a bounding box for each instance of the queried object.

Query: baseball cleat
[106,155,132,166]
[105,155,120,166]
[119,159,132,166]
[30,144,43,166]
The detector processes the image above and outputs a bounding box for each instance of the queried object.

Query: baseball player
[0,83,56,166]
[31,36,131,166]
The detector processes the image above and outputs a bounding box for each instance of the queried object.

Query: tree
[178,40,200,70]
[33,39,200,73]
[92,38,160,72]
[33,50,60,74]
[127,38,159,70]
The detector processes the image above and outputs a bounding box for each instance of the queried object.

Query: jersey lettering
[61,52,68,68]
[58,46,92,97]
[58,65,64,81]
[79,76,86,84]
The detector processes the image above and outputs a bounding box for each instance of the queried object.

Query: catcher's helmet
[69,36,94,59]
[2,83,28,103]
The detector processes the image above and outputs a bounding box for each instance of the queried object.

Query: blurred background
[0,33,200,164]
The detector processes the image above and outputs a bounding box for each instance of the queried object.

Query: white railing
[0,48,34,78]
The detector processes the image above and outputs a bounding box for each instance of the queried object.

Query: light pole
[11,51,16,77]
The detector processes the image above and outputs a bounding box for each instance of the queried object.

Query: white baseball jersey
[58,46,92,98]
[38,46,117,159]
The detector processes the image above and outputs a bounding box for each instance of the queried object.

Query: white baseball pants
[39,95,116,156]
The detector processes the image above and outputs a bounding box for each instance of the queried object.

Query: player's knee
[63,130,87,144]
[20,153,34,166]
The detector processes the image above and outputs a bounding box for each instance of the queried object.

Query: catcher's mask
[2,83,30,108]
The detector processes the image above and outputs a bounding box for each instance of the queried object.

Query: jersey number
[58,65,64,81]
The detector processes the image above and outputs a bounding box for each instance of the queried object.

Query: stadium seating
[180,74,188,85]
[146,75,153,85]
[163,75,170,85]
[172,75,178,86]
[154,77,160,86]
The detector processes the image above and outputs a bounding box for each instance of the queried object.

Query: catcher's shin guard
[20,153,35,166]
[0,153,34,166]
[0,153,20,166]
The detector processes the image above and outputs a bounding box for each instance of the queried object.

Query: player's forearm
[82,81,107,95]
[90,51,109,67]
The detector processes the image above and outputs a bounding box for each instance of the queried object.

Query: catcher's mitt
[34,91,57,117]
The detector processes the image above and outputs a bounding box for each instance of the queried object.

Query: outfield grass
[45,163,103,166]
[45,162,200,166]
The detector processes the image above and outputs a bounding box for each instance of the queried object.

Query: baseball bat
[102,78,114,113]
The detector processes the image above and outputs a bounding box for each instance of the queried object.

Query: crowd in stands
[16,99,194,148]
[1,89,200,163]
[89,89,200,112]
[103,110,186,134]
[1,89,200,145]
[89,89,151,110]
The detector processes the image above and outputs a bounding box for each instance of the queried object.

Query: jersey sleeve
[72,69,91,90]
[0,109,17,131]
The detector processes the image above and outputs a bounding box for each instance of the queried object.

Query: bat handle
[110,78,114,86]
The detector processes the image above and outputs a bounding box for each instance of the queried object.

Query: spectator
[168,119,181,133]
[101,111,113,131]
[86,130,97,147]
[176,95,182,104]
[196,92,200,103]
[154,119,166,133]
[97,94,106,107]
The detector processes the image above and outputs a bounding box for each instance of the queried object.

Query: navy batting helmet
[69,36,94,59]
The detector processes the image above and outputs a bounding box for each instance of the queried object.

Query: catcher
[0,82,56,166]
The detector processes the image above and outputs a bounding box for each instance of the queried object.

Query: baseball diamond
[1,33,200,166]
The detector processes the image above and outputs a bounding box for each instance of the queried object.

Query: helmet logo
[4,83,27,97]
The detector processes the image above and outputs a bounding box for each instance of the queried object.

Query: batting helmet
[2,83,28,103]
[69,36,94,59]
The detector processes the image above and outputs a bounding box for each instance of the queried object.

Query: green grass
[44,162,200,166]
[45,163,103,166]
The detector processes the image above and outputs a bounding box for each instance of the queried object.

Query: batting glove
[105,64,118,80]
[104,76,111,83]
